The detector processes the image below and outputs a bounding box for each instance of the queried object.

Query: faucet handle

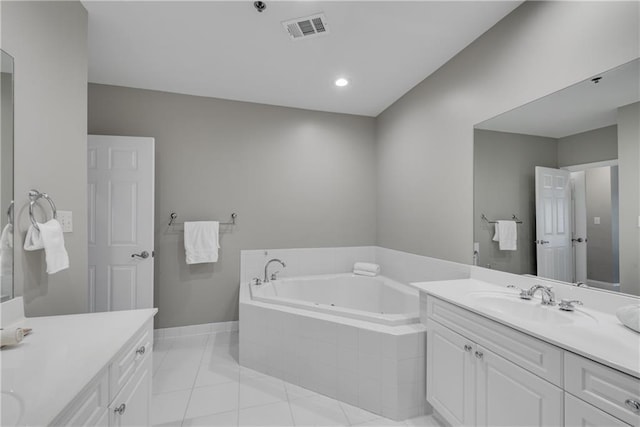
[251,277,262,286]
[507,285,532,300]
[559,299,583,311]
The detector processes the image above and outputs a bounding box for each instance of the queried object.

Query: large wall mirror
[1,50,14,302]
[474,58,639,296]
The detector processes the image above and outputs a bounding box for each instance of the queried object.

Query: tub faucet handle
[251,277,262,286]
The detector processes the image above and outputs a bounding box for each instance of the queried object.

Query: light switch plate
[57,210,72,232]
[593,216,601,225]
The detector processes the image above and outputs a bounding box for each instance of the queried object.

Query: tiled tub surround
[239,246,471,420]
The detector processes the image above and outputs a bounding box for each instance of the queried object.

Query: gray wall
[473,129,557,274]
[618,102,640,295]
[88,84,377,328]
[558,125,618,167]
[376,1,639,264]
[1,1,89,316]
[585,166,618,284]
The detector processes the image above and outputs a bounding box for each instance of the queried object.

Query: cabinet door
[109,358,151,427]
[476,345,563,427]
[565,393,630,427]
[426,320,475,426]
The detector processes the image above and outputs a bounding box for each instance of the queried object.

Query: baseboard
[154,320,238,340]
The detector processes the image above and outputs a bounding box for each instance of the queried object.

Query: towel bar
[481,213,523,224]
[168,212,237,226]
[28,190,57,231]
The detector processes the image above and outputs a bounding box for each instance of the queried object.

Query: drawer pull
[114,403,126,415]
[625,399,640,413]
[475,350,484,359]
[136,345,146,356]
[464,344,472,352]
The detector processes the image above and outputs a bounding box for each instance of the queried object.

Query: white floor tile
[185,382,240,419]
[353,418,405,426]
[289,395,350,427]
[238,401,295,426]
[182,410,239,427]
[162,348,206,371]
[153,363,199,394]
[239,374,287,409]
[195,362,239,387]
[284,382,320,401]
[340,402,380,425]
[150,389,191,425]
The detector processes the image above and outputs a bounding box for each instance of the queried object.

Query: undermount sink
[469,292,597,325]
[1,391,25,426]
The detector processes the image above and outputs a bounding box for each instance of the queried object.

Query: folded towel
[353,262,380,276]
[0,224,13,276]
[184,221,219,264]
[493,220,517,251]
[24,220,69,274]
[616,305,640,333]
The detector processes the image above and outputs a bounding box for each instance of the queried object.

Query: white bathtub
[250,273,419,326]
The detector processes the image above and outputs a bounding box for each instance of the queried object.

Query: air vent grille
[282,13,329,40]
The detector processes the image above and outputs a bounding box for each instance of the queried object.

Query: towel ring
[28,190,57,231]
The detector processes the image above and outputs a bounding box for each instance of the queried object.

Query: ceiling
[476,59,640,138]
[83,1,521,117]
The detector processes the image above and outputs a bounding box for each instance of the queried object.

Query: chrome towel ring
[28,190,57,231]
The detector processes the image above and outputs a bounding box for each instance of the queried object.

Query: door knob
[535,240,550,245]
[571,237,585,243]
[131,251,150,259]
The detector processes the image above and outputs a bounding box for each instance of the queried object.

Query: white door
[426,321,475,427]
[564,393,629,427]
[475,345,563,427]
[535,166,572,282]
[88,135,155,312]
[570,171,588,283]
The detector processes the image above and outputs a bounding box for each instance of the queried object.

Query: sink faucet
[527,284,556,305]
[264,258,286,283]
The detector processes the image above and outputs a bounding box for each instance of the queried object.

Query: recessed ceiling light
[335,78,349,87]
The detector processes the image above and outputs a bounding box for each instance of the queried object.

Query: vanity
[413,278,640,427]
[1,298,157,426]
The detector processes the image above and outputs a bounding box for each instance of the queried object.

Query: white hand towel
[616,305,640,333]
[23,224,44,251]
[492,220,517,251]
[353,262,380,276]
[0,224,13,277]
[39,219,69,274]
[184,221,219,264]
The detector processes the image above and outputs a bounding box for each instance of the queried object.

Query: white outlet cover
[593,216,601,225]
[57,210,73,233]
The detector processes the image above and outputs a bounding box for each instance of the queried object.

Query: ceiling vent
[282,13,328,40]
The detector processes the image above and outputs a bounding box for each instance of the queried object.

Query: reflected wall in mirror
[0,50,14,302]
[474,58,639,296]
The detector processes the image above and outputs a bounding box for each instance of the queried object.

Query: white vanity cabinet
[51,319,153,426]
[426,317,563,427]
[424,294,639,427]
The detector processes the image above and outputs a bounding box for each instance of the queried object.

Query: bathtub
[240,272,427,420]
[250,274,419,326]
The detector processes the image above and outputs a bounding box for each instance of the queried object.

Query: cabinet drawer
[427,296,563,386]
[55,371,109,426]
[565,352,640,426]
[110,320,152,401]
[565,393,630,427]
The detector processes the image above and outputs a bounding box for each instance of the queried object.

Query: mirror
[474,58,639,296]
[0,50,14,302]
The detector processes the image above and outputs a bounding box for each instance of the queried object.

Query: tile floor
[152,331,442,427]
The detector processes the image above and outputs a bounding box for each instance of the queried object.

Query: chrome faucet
[264,258,286,283]
[527,284,556,305]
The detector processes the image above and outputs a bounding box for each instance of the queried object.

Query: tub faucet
[264,258,286,283]
[527,284,556,305]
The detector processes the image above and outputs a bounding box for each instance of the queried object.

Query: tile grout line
[178,333,212,426]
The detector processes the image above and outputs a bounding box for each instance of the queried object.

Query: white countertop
[412,279,640,379]
[1,308,157,426]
